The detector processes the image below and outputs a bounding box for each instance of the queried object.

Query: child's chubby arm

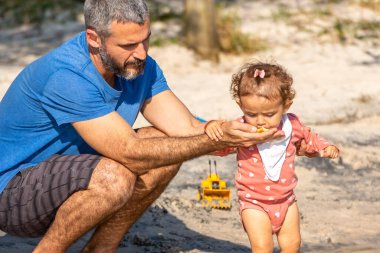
[290,113,339,159]
[204,120,225,141]
[302,127,340,159]
[319,145,340,159]
[205,120,236,156]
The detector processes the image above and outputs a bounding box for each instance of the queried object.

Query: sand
[0,1,379,252]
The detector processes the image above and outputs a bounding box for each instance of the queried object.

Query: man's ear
[86,28,101,49]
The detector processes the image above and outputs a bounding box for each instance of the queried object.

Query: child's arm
[290,113,339,159]
[319,145,340,159]
[205,120,236,156]
[301,127,340,159]
[205,120,224,141]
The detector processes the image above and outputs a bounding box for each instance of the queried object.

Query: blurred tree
[184,0,219,62]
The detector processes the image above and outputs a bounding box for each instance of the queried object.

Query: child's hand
[319,145,340,159]
[205,120,224,141]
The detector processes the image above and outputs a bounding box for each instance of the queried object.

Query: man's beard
[99,45,145,80]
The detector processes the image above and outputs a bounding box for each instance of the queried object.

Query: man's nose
[133,41,148,60]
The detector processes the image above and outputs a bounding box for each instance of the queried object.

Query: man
[0,0,284,252]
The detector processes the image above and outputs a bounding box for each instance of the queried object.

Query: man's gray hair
[84,0,149,38]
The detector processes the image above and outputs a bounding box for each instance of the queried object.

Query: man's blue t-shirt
[0,32,169,193]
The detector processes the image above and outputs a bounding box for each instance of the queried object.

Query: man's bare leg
[33,158,137,253]
[81,127,181,253]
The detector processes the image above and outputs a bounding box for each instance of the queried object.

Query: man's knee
[90,158,137,205]
[137,163,180,191]
[159,163,181,184]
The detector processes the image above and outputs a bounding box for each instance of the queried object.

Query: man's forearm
[121,134,223,174]
[73,112,282,174]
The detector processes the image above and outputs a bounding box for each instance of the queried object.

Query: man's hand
[220,120,285,147]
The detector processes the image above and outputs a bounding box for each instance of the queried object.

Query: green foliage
[144,0,182,48]
[357,19,380,30]
[330,18,380,43]
[308,6,333,17]
[150,36,179,47]
[0,0,82,28]
[146,0,181,22]
[147,0,181,22]
[217,10,268,54]
[272,5,293,22]
[334,19,347,43]
[270,0,379,45]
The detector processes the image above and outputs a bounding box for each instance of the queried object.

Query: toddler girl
[205,61,339,253]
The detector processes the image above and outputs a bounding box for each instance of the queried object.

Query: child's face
[238,95,290,129]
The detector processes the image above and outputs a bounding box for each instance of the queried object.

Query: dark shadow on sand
[118,205,251,253]
[0,205,251,253]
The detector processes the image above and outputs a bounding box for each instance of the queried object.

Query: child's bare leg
[276,202,301,253]
[241,209,274,253]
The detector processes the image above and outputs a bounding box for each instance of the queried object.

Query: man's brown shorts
[0,154,101,237]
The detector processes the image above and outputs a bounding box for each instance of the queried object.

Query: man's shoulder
[30,32,99,89]
[26,32,90,77]
[51,32,91,71]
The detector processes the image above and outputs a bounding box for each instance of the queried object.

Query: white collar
[257,114,292,181]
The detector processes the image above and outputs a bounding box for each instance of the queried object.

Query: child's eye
[264,112,277,118]
[246,113,257,117]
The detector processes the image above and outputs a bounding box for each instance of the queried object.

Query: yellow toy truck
[198,160,231,209]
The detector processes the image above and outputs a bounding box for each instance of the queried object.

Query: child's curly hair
[230,61,295,104]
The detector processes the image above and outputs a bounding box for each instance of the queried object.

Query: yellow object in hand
[257,127,268,133]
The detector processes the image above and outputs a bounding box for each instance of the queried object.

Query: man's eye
[122,42,140,48]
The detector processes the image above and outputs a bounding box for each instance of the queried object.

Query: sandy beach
[0,0,379,252]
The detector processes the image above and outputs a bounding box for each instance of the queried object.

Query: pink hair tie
[254,69,265,78]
